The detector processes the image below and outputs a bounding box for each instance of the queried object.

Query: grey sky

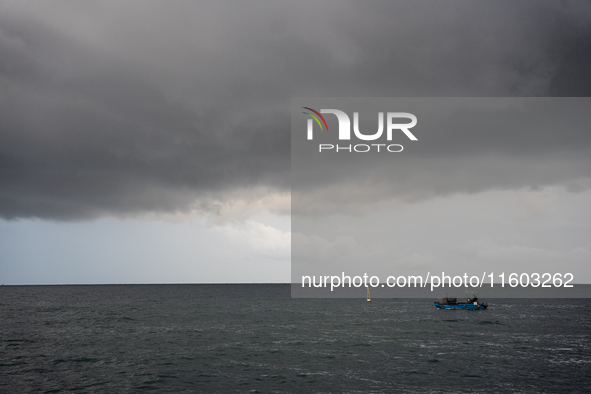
[0,214,290,284]
[2,1,591,220]
[291,98,591,215]
[1,1,591,284]
[291,98,591,288]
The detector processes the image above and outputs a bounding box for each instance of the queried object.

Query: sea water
[1,284,590,393]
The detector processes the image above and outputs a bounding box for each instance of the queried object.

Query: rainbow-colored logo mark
[302,107,328,131]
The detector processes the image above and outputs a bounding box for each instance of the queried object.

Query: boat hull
[434,302,487,310]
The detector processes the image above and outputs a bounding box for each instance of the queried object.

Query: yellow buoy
[366,286,371,302]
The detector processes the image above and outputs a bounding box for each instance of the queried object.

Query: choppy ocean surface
[1,284,590,393]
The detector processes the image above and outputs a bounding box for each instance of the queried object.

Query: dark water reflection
[1,284,590,393]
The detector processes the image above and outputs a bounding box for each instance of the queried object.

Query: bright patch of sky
[0,212,290,285]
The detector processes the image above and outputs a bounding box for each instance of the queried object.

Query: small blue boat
[434,294,488,310]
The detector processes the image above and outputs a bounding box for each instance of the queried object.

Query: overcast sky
[1,1,590,284]
[291,98,591,288]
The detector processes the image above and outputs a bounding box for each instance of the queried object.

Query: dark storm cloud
[1,1,590,220]
[290,97,591,216]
